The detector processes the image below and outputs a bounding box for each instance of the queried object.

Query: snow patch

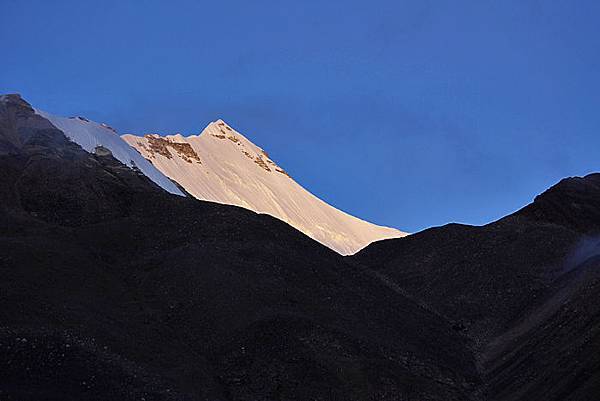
[35,110,185,196]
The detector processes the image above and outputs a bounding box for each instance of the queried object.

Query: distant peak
[211,119,237,131]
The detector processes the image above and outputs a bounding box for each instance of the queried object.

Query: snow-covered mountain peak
[170,119,292,178]
[123,121,407,254]
[9,99,404,254]
[202,119,254,142]
[212,118,228,126]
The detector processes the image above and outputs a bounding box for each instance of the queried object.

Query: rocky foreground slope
[1,94,599,400]
[353,174,600,400]
[0,96,473,400]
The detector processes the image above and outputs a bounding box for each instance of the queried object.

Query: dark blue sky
[2,0,599,232]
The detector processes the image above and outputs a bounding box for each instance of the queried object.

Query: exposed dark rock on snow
[143,134,202,164]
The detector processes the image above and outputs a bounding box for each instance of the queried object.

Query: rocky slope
[0,94,476,400]
[3,93,600,400]
[352,174,600,400]
[122,121,406,255]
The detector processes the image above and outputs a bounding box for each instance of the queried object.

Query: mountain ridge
[351,173,600,400]
[3,93,600,400]
[0,93,477,401]
[3,94,406,255]
[34,108,185,196]
[122,119,406,254]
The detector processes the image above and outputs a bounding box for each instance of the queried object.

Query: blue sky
[2,0,599,232]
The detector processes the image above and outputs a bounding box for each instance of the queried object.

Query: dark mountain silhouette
[1,93,599,400]
[353,174,600,400]
[0,95,477,400]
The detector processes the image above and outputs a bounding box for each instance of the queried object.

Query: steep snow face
[36,110,185,196]
[123,120,406,254]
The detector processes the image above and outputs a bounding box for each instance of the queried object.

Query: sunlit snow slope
[123,120,406,254]
[36,110,184,196]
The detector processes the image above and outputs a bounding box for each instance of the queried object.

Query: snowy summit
[123,120,406,254]
[30,105,405,254]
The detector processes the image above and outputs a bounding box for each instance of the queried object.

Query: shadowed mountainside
[0,95,477,400]
[353,173,600,400]
[2,93,599,400]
